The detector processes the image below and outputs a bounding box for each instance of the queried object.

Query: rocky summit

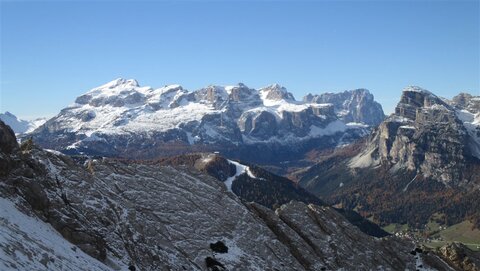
[0,120,457,270]
[303,88,385,126]
[298,87,480,228]
[26,79,384,165]
[349,86,480,184]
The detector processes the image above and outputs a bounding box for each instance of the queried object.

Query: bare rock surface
[438,243,480,271]
[298,88,480,229]
[0,123,455,270]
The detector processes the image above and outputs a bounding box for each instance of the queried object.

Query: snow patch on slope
[0,197,113,271]
[213,239,247,268]
[456,109,480,159]
[224,160,257,192]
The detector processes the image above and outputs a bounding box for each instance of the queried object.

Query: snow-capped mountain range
[27,78,385,162]
[0,112,46,135]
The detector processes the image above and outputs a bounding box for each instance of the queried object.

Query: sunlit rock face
[303,88,385,126]
[298,88,480,232]
[350,86,479,185]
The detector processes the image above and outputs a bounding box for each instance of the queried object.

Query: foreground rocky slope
[27,79,383,165]
[299,87,480,228]
[0,120,454,270]
[157,152,389,238]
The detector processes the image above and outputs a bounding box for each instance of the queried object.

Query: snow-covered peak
[224,83,249,93]
[84,78,146,98]
[259,84,295,101]
[267,83,284,90]
[151,84,184,97]
[96,78,139,90]
[0,112,46,135]
[260,83,287,93]
[402,86,434,96]
[0,112,29,133]
[394,85,450,120]
[28,79,383,154]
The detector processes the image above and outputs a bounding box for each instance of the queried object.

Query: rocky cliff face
[350,86,479,185]
[298,88,480,229]
[157,152,389,238]
[303,88,385,126]
[26,79,383,166]
[0,121,453,270]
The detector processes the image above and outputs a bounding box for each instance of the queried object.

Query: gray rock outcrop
[350,86,480,185]
[304,88,385,125]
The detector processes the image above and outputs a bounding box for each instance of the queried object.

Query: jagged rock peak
[452,92,473,105]
[224,82,249,90]
[259,84,296,101]
[303,88,384,126]
[450,92,480,113]
[350,86,480,184]
[395,86,450,120]
[303,88,372,102]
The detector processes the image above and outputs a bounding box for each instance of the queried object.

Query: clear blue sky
[1,0,479,119]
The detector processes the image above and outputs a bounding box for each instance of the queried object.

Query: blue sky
[1,0,479,119]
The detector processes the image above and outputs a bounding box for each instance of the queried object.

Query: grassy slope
[383,218,480,251]
[426,221,480,251]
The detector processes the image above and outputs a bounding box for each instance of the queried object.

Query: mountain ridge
[26,78,385,167]
[0,111,46,135]
[298,86,480,229]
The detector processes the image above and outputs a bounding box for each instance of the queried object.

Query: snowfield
[224,160,257,191]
